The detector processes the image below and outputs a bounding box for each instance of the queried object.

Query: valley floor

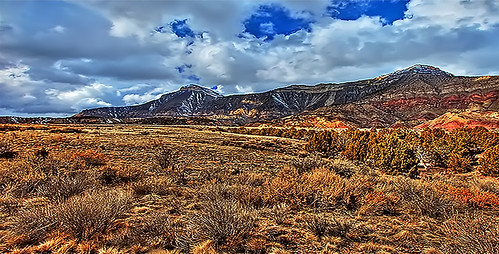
[0,124,498,253]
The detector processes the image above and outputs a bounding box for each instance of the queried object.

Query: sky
[0,0,499,116]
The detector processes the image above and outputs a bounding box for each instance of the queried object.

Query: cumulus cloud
[0,0,498,116]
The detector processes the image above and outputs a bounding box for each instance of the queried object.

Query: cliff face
[310,68,499,127]
[75,65,499,128]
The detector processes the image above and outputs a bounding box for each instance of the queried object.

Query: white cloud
[122,93,159,105]
[0,0,498,115]
[260,22,275,34]
[46,82,113,111]
[402,0,499,30]
[51,25,66,33]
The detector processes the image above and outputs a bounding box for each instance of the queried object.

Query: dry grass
[0,124,498,253]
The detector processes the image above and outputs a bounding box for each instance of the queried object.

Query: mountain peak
[179,84,223,97]
[394,64,454,77]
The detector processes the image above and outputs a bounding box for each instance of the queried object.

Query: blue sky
[0,0,498,116]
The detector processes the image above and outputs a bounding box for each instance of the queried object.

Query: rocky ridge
[75,65,499,128]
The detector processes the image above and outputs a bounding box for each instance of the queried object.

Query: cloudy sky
[1,0,498,116]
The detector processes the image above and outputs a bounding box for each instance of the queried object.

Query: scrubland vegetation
[0,124,498,253]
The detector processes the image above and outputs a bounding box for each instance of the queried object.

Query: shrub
[34,147,49,159]
[115,210,180,249]
[328,159,359,178]
[37,171,97,202]
[391,178,459,219]
[300,168,347,209]
[290,154,330,174]
[154,147,187,184]
[357,191,400,216]
[268,203,291,225]
[99,166,144,185]
[9,205,56,246]
[443,184,499,209]
[7,155,67,198]
[263,167,348,210]
[132,176,176,196]
[189,199,256,251]
[479,145,499,176]
[232,184,265,209]
[55,189,131,240]
[156,147,177,170]
[367,134,419,178]
[436,212,499,253]
[73,150,106,167]
[11,189,132,244]
[262,167,302,208]
[341,129,372,162]
[0,141,17,159]
[447,152,472,173]
[304,131,340,157]
[303,214,351,239]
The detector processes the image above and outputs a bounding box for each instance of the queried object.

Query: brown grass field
[0,124,498,253]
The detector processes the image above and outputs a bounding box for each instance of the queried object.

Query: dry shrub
[436,212,499,253]
[112,210,180,250]
[300,167,347,209]
[269,203,291,225]
[328,159,360,178]
[291,154,330,174]
[233,171,267,187]
[245,237,277,252]
[147,250,181,254]
[443,184,499,209]
[10,188,131,245]
[357,242,396,253]
[37,171,98,202]
[9,205,56,246]
[262,167,302,208]
[132,176,177,196]
[192,240,217,254]
[185,183,256,251]
[0,196,18,215]
[7,232,77,254]
[469,177,499,195]
[188,199,256,250]
[357,191,400,216]
[12,154,62,180]
[99,165,144,185]
[263,167,349,210]
[197,166,230,183]
[377,177,459,219]
[269,248,291,254]
[73,149,106,167]
[154,148,188,185]
[291,156,358,178]
[422,248,444,254]
[49,127,86,133]
[56,189,131,240]
[0,140,17,159]
[3,152,96,201]
[140,211,179,249]
[232,184,264,209]
[155,147,177,170]
[34,147,49,159]
[303,214,351,239]
[198,182,240,204]
[5,154,70,198]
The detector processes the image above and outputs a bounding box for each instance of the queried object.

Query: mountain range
[74,64,499,128]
